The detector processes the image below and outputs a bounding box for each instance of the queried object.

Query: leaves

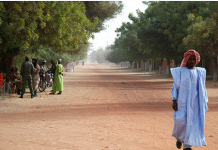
[83,1,123,32]
[0,1,123,73]
[184,12,218,56]
[107,1,218,63]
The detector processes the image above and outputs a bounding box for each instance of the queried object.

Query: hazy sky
[88,1,148,53]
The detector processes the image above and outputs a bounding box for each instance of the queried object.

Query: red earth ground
[0,64,218,150]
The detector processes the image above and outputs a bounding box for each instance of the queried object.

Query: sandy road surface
[0,64,218,150]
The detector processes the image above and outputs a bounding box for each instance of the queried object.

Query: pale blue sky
[88,1,148,53]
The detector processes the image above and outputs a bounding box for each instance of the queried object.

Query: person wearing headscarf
[20,56,34,98]
[40,59,47,73]
[49,59,64,95]
[32,58,40,97]
[171,50,208,150]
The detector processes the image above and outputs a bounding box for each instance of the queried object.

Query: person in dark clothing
[48,59,57,80]
[19,56,34,98]
[48,59,57,92]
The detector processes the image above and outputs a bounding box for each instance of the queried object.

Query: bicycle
[38,71,47,92]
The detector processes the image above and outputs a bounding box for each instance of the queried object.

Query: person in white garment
[71,61,74,72]
[171,50,208,150]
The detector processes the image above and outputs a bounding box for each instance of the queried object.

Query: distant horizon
[88,1,148,54]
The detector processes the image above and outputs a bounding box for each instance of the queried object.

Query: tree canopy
[0,1,123,73]
[83,1,123,32]
[107,1,218,63]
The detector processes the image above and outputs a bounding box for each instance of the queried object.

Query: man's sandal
[176,140,182,149]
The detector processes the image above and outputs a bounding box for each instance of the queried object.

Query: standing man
[171,50,208,150]
[32,58,40,97]
[50,59,64,95]
[19,56,34,98]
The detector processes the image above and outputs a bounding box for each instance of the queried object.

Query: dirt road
[0,64,218,150]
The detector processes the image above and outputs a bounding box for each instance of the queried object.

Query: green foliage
[38,1,98,52]
[183,2,218,57]
[110,18,146,63]
[0,2,42,52]
[107,1,218,64]
[13,46,83,69]
[184,14,218,57]
[84,1,124,32]
[106,45,126,63]
[0,1,123,73]
[137,10,173,60]
[141,1,205,60]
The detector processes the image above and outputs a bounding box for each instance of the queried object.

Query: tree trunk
[145,61,148,71]
[166,58,170,74]
[0,52,15,74]
[129,61,132,68]
[149,60,152,72]
[213,56,217,82]
[175,59,182,67]
[159,59,163,74]
[137,62,139,71]
[132,62,134,70]
[174,60,178,68]
[202,56,206,68]
[142,60,145,70]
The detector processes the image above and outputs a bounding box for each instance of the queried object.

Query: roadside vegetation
[0,1,123,73]
[106,1,218,81]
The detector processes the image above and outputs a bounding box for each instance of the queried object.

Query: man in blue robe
[171,50,208,150]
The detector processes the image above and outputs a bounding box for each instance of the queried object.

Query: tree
[0,2,43,72]
[106,44,126,63]
[183,13,218,81]
[0,1,123,73]
[113,20,146,62]
[37,1,97,52]
[83,1,123,32]
[136,6,173,73]
[135,1,212,73]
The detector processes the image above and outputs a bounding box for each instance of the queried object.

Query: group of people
[19,56,64,98]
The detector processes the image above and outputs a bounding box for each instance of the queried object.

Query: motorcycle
[45,71,54,88]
